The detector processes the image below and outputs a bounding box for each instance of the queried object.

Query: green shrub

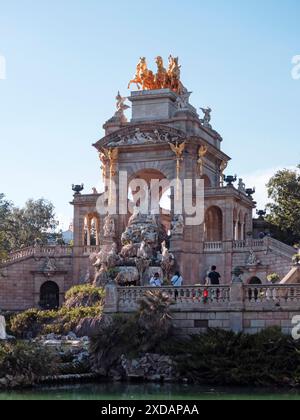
[10,305,101,338]
[160,327,300,387]
[9,284,104,338]
[64,285,105,308]
[0,341,58,379]
[90,314,140,373]
[10,309,57,338]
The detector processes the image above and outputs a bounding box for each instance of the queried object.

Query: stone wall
[0,247,73,311]
[172,310,297,336]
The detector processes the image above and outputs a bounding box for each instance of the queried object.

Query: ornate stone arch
[94,124,187,150]
[83,212,100,246]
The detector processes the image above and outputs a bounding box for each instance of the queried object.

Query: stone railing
[204,242,223,252]
[106,285,231,313]
[232,239,265,251]
[1,245,73,265]
[244,284,300,306]
[82,246,101,256]
[203,239,267,253]
[104,283,300,314]
[267,237,295,257]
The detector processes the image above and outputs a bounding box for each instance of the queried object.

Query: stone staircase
[267,237,296,258]
[0,245,73,267]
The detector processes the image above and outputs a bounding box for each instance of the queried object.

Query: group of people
[149,266,221,288]
[149,271,183,288]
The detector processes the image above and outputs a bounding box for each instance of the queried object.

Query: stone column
[234,222,239,241]
[241,223,245,241]
[95,218,100,246]
[86,218,91,247]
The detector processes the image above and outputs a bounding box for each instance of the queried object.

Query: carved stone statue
[43,258,57,273]
[116,91,129,113]
[161,241,175,280]
[107,243,121,268]
[200,107,212,129]
[0,315,7,340]
[246,249,260,266]
[135,257,151,284]
[238,179,246,193]
[93,262,110,287]
[176,87,191,110]
[137,240,153,260]
[198,145,208,176]
[113,91,130,123]
[171,214,184,235]
[103,215,116,238]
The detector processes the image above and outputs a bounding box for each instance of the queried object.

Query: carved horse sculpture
[128,55,185,94]
[154,56,167,89]
[166,55,184,95]
[128,57,155,90]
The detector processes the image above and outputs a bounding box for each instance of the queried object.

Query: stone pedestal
[129,89,178,122]
[104,283,118,314]
[229,282,244,333]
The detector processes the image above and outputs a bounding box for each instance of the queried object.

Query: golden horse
[128,57,156,90]
[167,55,184,95]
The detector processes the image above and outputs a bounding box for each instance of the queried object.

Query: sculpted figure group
[128,55,185,94]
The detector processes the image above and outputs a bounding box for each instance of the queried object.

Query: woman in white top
[171,272,183,287]
[150,273,163,287]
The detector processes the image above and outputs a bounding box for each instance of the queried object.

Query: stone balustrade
[232,239,265,251]
[105,283,300,314]
[244,284,300,306]
[82,246,101,255]
[204,242,223,252]
[117,285,231,312]
[104,283,300,335]
[1,245,73,265]
[202,239,267,253]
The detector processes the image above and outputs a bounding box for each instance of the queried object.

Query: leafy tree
[0,194,12,260]
[0,195,61,256]
[266,166,300,245]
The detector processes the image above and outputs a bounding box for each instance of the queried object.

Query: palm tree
[137,290,174,349]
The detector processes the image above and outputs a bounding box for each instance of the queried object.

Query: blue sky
[0,0,299,228]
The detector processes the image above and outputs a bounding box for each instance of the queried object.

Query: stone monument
[0,315,7,340]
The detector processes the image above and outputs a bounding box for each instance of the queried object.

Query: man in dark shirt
[208,266,221,285]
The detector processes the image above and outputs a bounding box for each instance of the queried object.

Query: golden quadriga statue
[128,55,185,94]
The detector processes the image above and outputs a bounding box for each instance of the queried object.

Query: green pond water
[1,383,300,400]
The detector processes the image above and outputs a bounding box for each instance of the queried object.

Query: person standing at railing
[171,272,183,287]
[149,273,163,287]
[171,272,183,300]
[207,266,221,285]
